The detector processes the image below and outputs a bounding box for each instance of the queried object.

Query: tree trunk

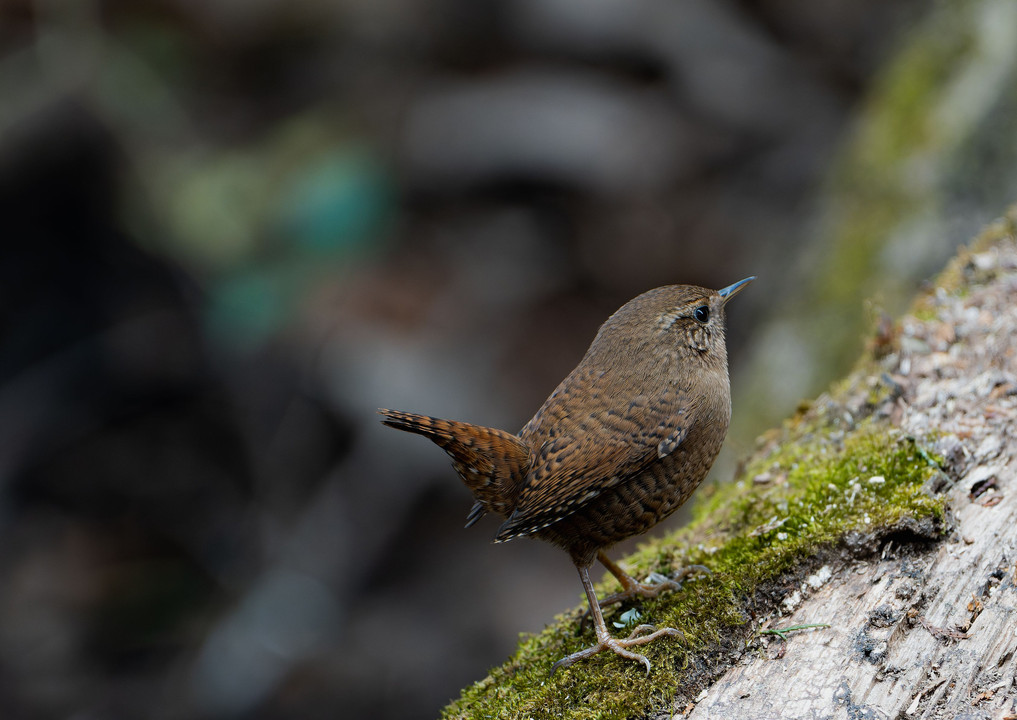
[444,212,1017,720]
[691,227,1017,720]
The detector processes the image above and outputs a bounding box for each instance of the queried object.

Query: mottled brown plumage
[380,277,753,672]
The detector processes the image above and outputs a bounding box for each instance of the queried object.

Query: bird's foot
[552,625,683,674]
[598,564,711,608]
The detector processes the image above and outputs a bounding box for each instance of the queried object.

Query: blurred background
[2,0,1016,718]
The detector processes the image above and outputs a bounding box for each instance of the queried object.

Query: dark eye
[693,305,710,323]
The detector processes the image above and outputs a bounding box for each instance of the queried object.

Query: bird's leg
[596,550,710,608]
[553,564,683,674]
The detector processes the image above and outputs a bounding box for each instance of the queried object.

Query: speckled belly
[535,424,727,566]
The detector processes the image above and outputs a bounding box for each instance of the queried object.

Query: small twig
[919,616,970,641]
[759,623,831,642]
[912,442,942,469]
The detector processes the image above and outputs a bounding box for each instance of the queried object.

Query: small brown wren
[380,277,753,673]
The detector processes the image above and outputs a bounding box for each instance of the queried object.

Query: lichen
[442,414,946,720]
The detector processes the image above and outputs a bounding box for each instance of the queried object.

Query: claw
[628,624,660,639]
[579,554,709,632]
[552,625,683,674]
[596,552,710,608]
[553,564,684,673]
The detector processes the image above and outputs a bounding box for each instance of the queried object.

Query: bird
[380,277,753,673]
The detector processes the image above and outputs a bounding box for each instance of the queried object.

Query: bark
[690,230,1017,720]
[443,214,1017,720]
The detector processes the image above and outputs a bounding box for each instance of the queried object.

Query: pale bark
[689,238,1017,720]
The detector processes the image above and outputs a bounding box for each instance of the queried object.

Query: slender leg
[596,550,710,608]
[552,564,683,674]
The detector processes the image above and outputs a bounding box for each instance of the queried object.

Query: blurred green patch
[152,118,394,348]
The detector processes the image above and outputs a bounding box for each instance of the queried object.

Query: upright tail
[379,409,531,525]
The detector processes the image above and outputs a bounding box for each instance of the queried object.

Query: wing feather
[495,388,690,541]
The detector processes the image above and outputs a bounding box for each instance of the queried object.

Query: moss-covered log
[443,206,1017,720]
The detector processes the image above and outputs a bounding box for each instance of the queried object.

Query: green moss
[851,6,973,173]
[443,420,946,720]
[442,206,1017,720]
[816,6,972,311]
[735,3,979,425]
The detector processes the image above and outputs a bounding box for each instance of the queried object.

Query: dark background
[0,1,982,718]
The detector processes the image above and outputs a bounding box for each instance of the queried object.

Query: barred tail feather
[379,409,530,523]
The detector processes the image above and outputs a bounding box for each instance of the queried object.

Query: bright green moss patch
[443,421,946,720]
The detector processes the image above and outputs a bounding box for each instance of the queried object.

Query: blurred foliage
[733,0,1017,448]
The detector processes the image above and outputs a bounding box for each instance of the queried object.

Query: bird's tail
[379,409,531,525]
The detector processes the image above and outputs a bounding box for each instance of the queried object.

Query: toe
[605,640,652,674]
[627,624,658,639]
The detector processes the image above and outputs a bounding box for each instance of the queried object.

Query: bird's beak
[718,276,755,305]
